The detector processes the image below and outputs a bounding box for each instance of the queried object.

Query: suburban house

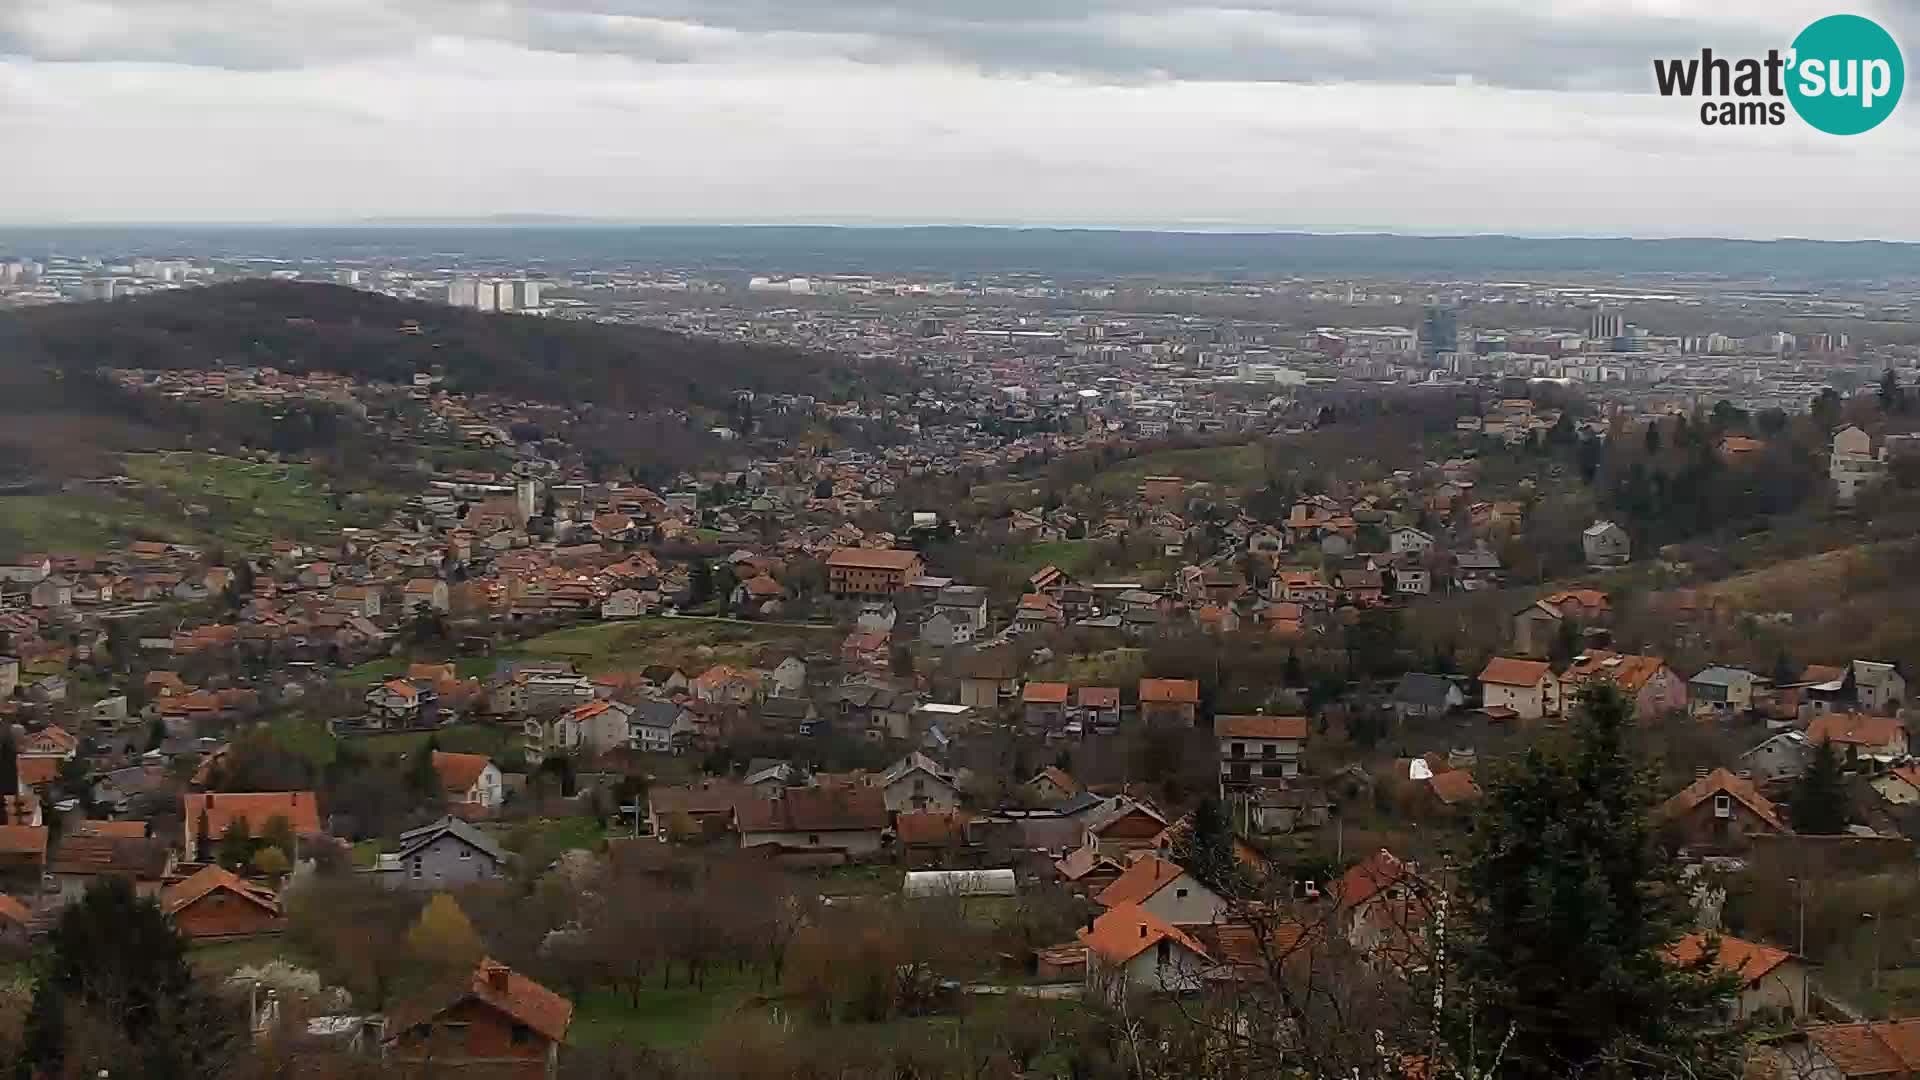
[1027,766,1081,803]
[527,699,634,759]
[1390,673,1464,722]
[1022,681,1071,728]
[1559,651,1685,721]
[1094,853,1228,926]
[737,786,889,856]
[690,665,761,706]
[1689,667,1770,716]
[1658,769,1789,852]
[879,752,962,813]
[1666,932,1809,1020]
[18,725,77,760]
[1808,711,1909,765]
[954,650,1020,709]
[1214,714,1308,787]
[1081,798,1169,858]
[825,547,927,597]
[181,791,323,863]
[1478,657,1559,722]
[1582,520,1631,567]
[385,958,573,1079]
[1078,686,1122,731]
[375,817,510,890]
[934,585,990,631]
[1388,526,1435,556]
[432,751,503,809]
[1079,904,1214,999]
[1509,589,1612,657]
[1803,660,1906,715]
[628,699,690,754]
[1739,731,1814,783]
[402,578,450,614]
[47,833,174,906]
[1139,678,1201,728]
[365,680,429,726]
[162,864,284,941]
[919,610,975,648]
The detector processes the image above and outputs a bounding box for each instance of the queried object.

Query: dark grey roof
[1393,672,1459,709]
[759,697,815,720]
[396,816,507,863]
[629,699,685,730]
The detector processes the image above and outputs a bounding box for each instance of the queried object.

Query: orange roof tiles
[1213,715,1308,740]
[432,751,493,794]
[1078,903,1212,966]
[1659,768,1787,832]
[1095,855,1186,909]
[1665,932,1792,982]
[1022,681,1071,705]
[1810,711,1906,749]
[1479,657,1553,686]
[1139,678,1200,704]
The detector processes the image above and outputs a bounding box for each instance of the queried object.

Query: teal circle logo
[1788,14,1904,134]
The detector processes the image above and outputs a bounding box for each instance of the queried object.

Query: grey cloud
[0,0,1887,92]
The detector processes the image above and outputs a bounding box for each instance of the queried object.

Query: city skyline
[4,0,1920,238]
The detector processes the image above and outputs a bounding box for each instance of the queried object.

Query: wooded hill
[1,280,856,411]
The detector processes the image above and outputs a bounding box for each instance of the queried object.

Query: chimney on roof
[487,964,511,992]
[1138,922,1148,939]
[1693,767,1709,780]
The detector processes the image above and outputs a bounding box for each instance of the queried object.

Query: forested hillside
[1,280,854,410]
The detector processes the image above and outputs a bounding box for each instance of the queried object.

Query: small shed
[902,868,1018,899]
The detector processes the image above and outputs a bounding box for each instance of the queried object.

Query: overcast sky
[3,0,1918,238]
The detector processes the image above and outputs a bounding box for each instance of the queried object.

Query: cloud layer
[2,1,1917,236]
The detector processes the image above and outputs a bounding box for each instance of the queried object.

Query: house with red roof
[1478,657,1559,722]
[1078,904,1213,999]
[433,751,503,809]
[1666,932,1810,1020]
[181,791,323,863]
[1139,678,1200,728]
[1095,853,1227,926]
[385,958,573,1079]
[1657,768,1789,852]
[163,864,284,941]
[1022,681,1071,728]
[1214,714,1309,788]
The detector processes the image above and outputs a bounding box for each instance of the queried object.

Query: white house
[879,752,962,813]
[1094,854,1228,926]
[768,657,808,697]
[432,751,503,809]
[1582,520,1631,567]
[1478,657,1559,721]
[1388,527,1435,556]
[527,699,633,758]
[919,610,975,648]
[601,589,645,619]
[1080,905,1214,1000]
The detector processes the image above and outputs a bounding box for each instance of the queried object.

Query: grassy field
[358,723,520,760]
[518,617,835,674]
[1090,442,1266,496]
[570,967,773,1050]
[0,489,200,551]
[268,716,339,767]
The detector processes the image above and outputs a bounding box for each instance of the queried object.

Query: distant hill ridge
[2,280,845,410]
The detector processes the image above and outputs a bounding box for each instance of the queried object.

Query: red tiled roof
[182,792,323,839]
[1479,657,1552,686]
[1139,678,1200,704]
[1810,711,1905,749]
[1658,768,1787,832]
[736,786,887,834]
[389,959,574,1046]
[1664,932,1792,983]
[0,826,48,859]
[1560,651,1669,694]
[825,547,922,571]
[1802,1020,1920,1077]
[1078,903,1212,966]
[162,864,280,918]
[1213,715,1308,740]
[896,810,968,847]
[1335,849,1413,909]
[432,752,493,794]
[1022,681,1070,704]
[1095,855,1185,909]
[1078,687,1120,708]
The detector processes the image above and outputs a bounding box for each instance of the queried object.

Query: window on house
[1714,794,1732,818]
[1263,763,1284,777]
[1175,888,1189,899]
[510,1023,532,1045]
[1231,741,1245,758]
[807,834,821,846]
[1262,744,1277,758]
[459,846,472,860]
[1156,939,1171,966]
[410,857,422,879]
